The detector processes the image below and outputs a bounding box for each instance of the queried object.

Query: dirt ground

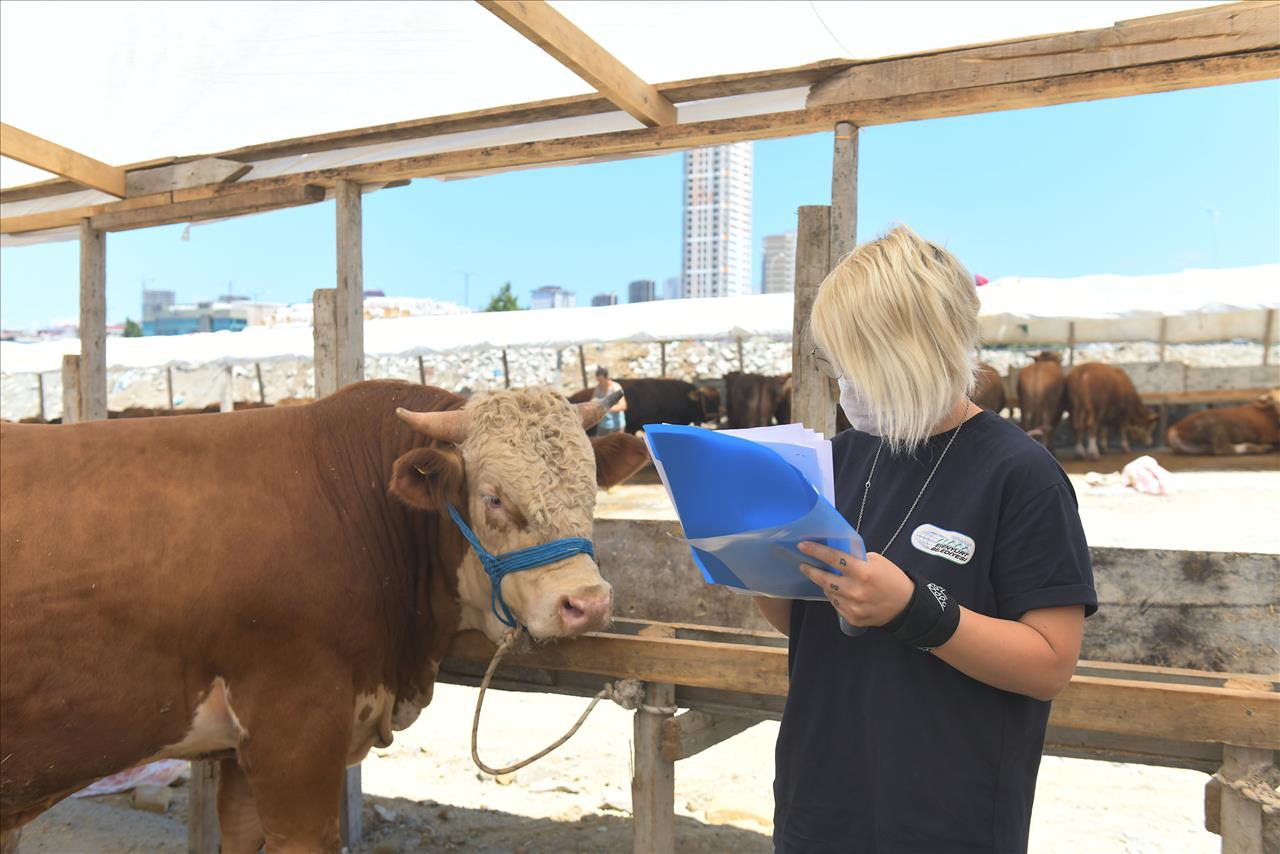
[17,680,1219,854]
[12,453,1275,853]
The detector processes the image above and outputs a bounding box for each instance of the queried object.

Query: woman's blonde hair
[811,224,979,454]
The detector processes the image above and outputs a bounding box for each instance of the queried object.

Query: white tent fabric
[1,266,1275,375]
[0,1,1214,188]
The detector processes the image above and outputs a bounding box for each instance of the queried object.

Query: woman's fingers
[798,541,865,575]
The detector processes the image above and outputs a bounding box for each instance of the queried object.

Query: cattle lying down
[1066,362,1158,460]
[0,381,639,852]
[1167,390,1280,455]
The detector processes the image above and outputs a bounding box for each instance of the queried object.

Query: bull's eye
[483,494,502,510]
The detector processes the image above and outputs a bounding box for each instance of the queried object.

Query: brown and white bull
[1167,390,1280,455]
[1065,362,1158,460]
[0,381,642,852]
[1017,351,1066,447]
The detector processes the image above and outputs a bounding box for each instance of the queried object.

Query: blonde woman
[756,226,1095,853]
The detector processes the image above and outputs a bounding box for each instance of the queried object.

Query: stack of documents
[642,423,865,600]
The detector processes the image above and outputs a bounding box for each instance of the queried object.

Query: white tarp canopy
[1,0,1220,247]
[2,265,1276,375]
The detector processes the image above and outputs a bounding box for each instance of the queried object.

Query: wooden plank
[793,205,836,437]
[1044,725,1223,773]
[60,355,81,425]
[829,121,858,262]
[35,373,45,422]
[339,765,363,848]
[78,221,107,422]
[254,362,266,404]
[313,288,339,398]
[807,2,1279,107]
[1217,744,1271,853]
[578,344,588,389]
[630,624,675,854]
[418,354,427,385]
[1263,308,1276,367]
[478,0,677,127]
[88,184,324,232]
[187,760,219,854]
[660,710,761,762]
[125,157,252,197]
[0,123,125,197]
[220,366,234,413]
[166,366,175,411]
[501,349,511,389]
[0,191,174,235]
[334,180,364,388]
[1140,388,1273,406]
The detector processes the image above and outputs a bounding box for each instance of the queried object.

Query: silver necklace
[855,410,969,554]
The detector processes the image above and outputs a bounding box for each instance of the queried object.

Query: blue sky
[2,80,1277,330]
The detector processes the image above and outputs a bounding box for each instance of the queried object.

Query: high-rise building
[681,143,753,299]
[762,231,797,294]
[531,285,575,310]
[628,279,656,303]
[664,276,681,301]
[591,292,619,307]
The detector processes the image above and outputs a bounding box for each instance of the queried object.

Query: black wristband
[886,571,961,651]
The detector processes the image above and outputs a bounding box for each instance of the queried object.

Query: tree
[123,317,143,337]
[484,282,521,312]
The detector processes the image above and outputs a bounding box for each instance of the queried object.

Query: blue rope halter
[446,503,596,628]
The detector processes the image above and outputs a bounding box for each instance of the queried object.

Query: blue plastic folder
[642,424,866,600]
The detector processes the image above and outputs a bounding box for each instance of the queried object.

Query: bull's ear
[591,433,651,488]
[390,447,465,511]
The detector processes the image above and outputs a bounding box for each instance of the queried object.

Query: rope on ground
[1212,770,1280,815]
[469,632,678,777]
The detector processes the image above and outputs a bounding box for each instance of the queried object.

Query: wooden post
[313,288,339,398]
[1158,317,1169,363]
[660,341,668,377]
[60,355,81,424]
[1263,308,1276,367]
[166,366,175,411]
[631,624,676,854]
[830,121,858,262]
[339,766,363,848]
[335,180,365,388]
[78,220,108,422]
[501,349,511,389]
[220,366,234,413]
[187,761,219,854]
[793,206,837,437]
[736,337,745,372]
[254,362,266,404]
[578,345,588,388]
[35,373,45,422]
[418,354,427,385]
[1067,321,1076,368]
[1216,744,1271,854]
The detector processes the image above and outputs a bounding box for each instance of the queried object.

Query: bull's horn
[396,407,470,443]
[575,389,622,429]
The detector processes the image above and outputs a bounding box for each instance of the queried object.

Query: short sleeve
[992,482,1097,620]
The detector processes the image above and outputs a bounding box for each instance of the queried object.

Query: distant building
[363,289,386,298]
[681,142,753,299]
[762,231,797,294]
[141,289,175,335]
[628,279,656,303]
[531,285,576,310]
[664,276,681,300]
[591,292,619,307]
[147,300,252,336]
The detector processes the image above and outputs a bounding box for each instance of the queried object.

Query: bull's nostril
[561,598,586,620]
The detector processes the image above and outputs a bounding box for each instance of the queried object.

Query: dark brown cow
[724,372,790,429]
[0,382,637,852]
[972,362,1007,414]
[588,432,653,485]
[1065,362,1158,460]
[1167,391,1280,455]
[695,385,722,424]
[1017,351,1066,447]
[568,378,709,433]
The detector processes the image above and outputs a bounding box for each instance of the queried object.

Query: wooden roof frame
[2,1,1276,236]
[0,123,125,198]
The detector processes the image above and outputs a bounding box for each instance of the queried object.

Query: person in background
[756,225,1095,853]
[592,366,626,436]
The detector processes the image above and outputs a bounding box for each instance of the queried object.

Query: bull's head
[1124,407,1160,447]
[389,388,626,643]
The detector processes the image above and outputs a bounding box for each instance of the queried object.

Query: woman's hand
[797,541,915,628]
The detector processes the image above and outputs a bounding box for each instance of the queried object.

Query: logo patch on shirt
[910,524,975,565]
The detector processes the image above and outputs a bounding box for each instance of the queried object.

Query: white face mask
[837,377,879,434]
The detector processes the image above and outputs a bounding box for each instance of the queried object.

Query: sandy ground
[17,681,1219,854]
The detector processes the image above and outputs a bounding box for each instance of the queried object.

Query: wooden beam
[478,0,677,127]
[125,158,252,197]
[60,355,81,425]
[0,123,125,197]
[313,288,339,398]
[78,221,107,422]
[661,710,761,762]
[87,184,324,232]
[187,761,220,854]
[807,1,1279,107]
[630,624,675,854]
[334,180,364,387]
[792,205,835,437]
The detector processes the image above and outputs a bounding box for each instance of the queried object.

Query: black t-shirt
[773,411,1096,854]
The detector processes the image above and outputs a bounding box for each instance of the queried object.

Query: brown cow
[1,382,637,852]
[587,432,653,485]
[1065,362,1158,460]
[972,363,1007,414]
[1017,351,1066,447]
[724,372,790,429]
[1167,391,1280,455]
